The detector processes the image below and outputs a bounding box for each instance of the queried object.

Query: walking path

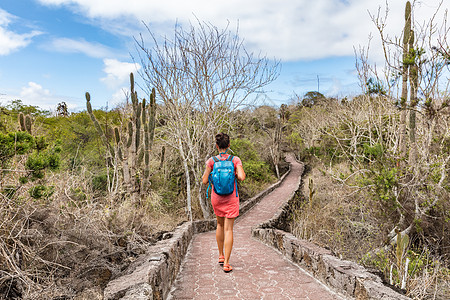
[168,155,344,299]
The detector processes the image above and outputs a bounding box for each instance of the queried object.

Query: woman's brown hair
[215,132,230,149]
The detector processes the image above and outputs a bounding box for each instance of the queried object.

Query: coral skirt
[211,184,239,219]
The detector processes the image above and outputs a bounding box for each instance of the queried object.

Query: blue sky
[0,0,445,112]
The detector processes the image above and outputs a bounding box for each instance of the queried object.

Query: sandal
[218,255,225,265]
[223,264,233,273]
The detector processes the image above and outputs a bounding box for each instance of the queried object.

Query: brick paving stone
[167,155,345,300]
[262,294,291,300]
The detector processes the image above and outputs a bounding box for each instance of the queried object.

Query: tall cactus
[19,113,26,131]
[25,115,32,134]
[308,178,315,208]
[86,72,157,198]
[19,113,32,134]
[86,92,115,159]
[138,87,157,192]
[409,29,419,165]
[159,146,165,170]
[398,1,412,160]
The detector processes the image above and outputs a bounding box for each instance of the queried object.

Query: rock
[74,287,104,300]
[71,265,113,292]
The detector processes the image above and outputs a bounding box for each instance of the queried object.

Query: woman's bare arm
[236,165,246,181]
[202,166,212,185]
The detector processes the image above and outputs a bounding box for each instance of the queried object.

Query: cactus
[86,72,157,198]
[114,127,121,144]
[396,230,409,268]
[126,121,133,148]
[159,146,165,169]
[399,1,412,160]
[19,113,26,131]
[86,92,115,159]
[308,178,315,207]
[141,88,157,192]
[409,29,419,165]
[25,115,32,134]
[149,88,156,146]
[401,1,412,105]
[18,113,32,134]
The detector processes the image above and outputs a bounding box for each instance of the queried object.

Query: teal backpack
[207,155,238,198]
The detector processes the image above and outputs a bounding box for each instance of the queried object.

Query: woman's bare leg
[216,216,225,257]
[223,217,235,265]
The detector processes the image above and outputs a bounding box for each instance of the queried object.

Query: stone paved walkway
[168,155,344,300]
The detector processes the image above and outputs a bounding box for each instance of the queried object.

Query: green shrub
[230,138,258,161]
[363,143,384,161]
[287,131,303,150]
[29,184,54,199]
[231,138,272,182]
[2,185,17,199]
[0,132,34,168]
[25,146,61,180]
[242,160,271,181]
[92,174,108,192]
[373,167,398,204]
[69,187,87,203]
[25,153,47,179]
[35,136,48,151]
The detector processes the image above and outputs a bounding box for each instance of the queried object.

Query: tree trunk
[275,164,280,180]
[178,138,192,221]
[197,183,210,219]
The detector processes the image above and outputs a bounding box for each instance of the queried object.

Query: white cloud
[20,82,50,99]
[0,9,42,55]
[48,37,114,58]
[36,0,446,61]
[18,82,78,111]
[101,58,141,90]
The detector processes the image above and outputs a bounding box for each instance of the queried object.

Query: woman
[202,133,246,273]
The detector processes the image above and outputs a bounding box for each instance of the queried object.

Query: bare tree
[135,20,280,220]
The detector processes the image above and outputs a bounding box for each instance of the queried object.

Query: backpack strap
[207,175,212,199]
[219,148,228,156]
[207,157,219,199]
[226,156,238,197]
